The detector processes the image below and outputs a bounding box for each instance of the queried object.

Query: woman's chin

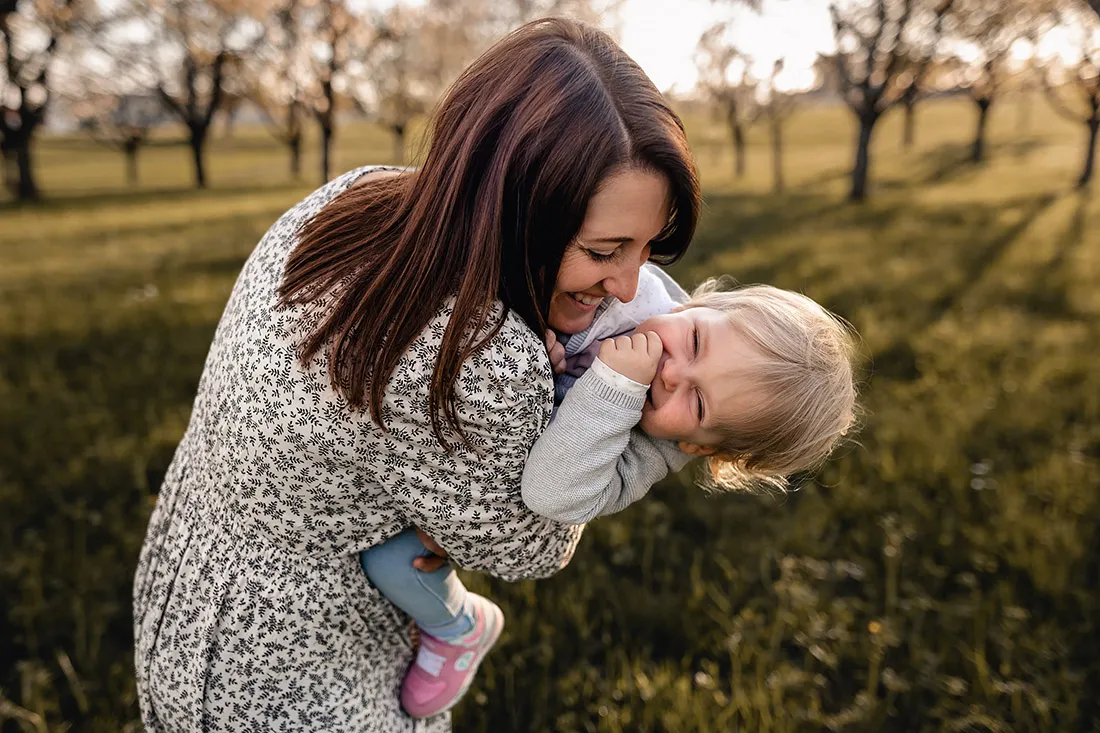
[548,305,598,335]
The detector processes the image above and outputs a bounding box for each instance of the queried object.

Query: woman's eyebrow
[590,236,633,244]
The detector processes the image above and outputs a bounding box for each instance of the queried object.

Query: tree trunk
[903,99,916,149]
[1079,118,1099,188]
[222,103,237,139]
[392,125,406,165]
[189,126,208,189]
[770,115,784,193]
[850,112,877,202]
[124,141,140,186]
[321,124,333,183]
[1017,90,1032,136]
[972,99,991,163]
[732,122,746,179]
[1,145,15,195]
[14,135,38,201]
[289,134,302,179]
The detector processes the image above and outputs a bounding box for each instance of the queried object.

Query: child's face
[635,307,765,452]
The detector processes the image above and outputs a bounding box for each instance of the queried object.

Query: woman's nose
[602,259,642,304]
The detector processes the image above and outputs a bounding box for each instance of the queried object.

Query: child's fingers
[644,331,663,359]
[413,555,448,573]
[545,329,557,350]
[549,342,566,373]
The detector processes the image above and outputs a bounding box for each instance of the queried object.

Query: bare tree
[829,0,955,201]
[73,93,162,186]
[485,0,619,38]
[128,0,260,189]
[895,12,953,149]
[299,0,362,183]
[60,27,166,186]
[1042,5,1100,187]
[760,59,797,193]
[696,22,759,179]
[246,0,310,178]
[1010,24,1044,136]
[953,0,1031,163]
[1,0,88,200]
[345,4,432,165]
[440,0,622,65]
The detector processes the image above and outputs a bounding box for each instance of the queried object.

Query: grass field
[1,95,1099,731]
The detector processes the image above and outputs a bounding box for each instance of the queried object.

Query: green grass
[1,95,1098,731]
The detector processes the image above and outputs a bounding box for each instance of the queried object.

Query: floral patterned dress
[132,167,586,731]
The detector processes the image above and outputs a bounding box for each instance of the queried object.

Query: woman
[133,18,699,731]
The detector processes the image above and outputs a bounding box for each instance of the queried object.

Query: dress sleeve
[370,305,584,582]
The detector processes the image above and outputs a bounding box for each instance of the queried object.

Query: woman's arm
[521,361,689,524]
[373,307,584,582]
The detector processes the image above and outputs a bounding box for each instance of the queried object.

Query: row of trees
[698,0,1100,200]
[1,0,616,200]
[4,0,1100,202]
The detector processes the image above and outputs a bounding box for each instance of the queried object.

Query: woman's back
[132,168,578,731]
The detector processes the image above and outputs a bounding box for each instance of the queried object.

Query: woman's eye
[692,325,699,356]
[696,390,705,421]
[586,248,619,263]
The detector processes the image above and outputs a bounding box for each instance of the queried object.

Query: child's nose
[660,356,681,389]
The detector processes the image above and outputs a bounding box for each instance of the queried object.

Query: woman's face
[548,167,673,334]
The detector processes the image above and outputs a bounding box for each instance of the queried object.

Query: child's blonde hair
[684,280,859,493]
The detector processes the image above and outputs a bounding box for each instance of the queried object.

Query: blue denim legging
[359,528,474,639]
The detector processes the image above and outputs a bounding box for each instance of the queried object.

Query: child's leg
[360,528,475,640]
[361,528,505,718]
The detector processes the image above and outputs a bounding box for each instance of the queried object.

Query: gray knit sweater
[521,265,693,524]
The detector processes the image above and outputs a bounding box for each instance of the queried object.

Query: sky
[618,0,835,94]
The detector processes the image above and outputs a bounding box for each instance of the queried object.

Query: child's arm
[521,335,691,524]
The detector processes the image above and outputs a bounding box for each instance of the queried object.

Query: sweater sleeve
[521,358,691,524]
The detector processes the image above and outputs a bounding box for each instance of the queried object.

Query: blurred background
[2,0,1099,730]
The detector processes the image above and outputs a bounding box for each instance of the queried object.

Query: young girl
[360,265,859,718]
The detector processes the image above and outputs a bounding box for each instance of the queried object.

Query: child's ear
[678,442,719,456]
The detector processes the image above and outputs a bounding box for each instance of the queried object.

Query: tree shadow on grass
[1008,189,1089,319]
[925,193,1059,318]
[674,189,1062,383]
[0,179,308,213]
[917,138,1048,186]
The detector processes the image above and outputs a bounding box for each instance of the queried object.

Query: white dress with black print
[132,166,586,731]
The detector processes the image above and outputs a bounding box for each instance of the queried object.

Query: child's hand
[412,527,449,572]
[545,330,566,375]
[598,331,663,384]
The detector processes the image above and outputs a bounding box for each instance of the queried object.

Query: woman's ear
[678,441,719,456]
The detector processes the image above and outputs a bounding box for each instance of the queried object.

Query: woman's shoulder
[296,165,407,216]
[255,165,408,265]
[444,302,553,398]
[388,301,554,443]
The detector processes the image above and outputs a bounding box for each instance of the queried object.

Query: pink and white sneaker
[401,594,504,719]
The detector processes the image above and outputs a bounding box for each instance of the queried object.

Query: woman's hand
[412,527,449,572]
[545,330,567,375]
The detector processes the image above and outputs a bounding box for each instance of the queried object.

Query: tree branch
[1042,67,1086,123]
[156,83,188,123]
[203,50,227,128]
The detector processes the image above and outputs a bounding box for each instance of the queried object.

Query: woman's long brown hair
[279,18,700,447]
